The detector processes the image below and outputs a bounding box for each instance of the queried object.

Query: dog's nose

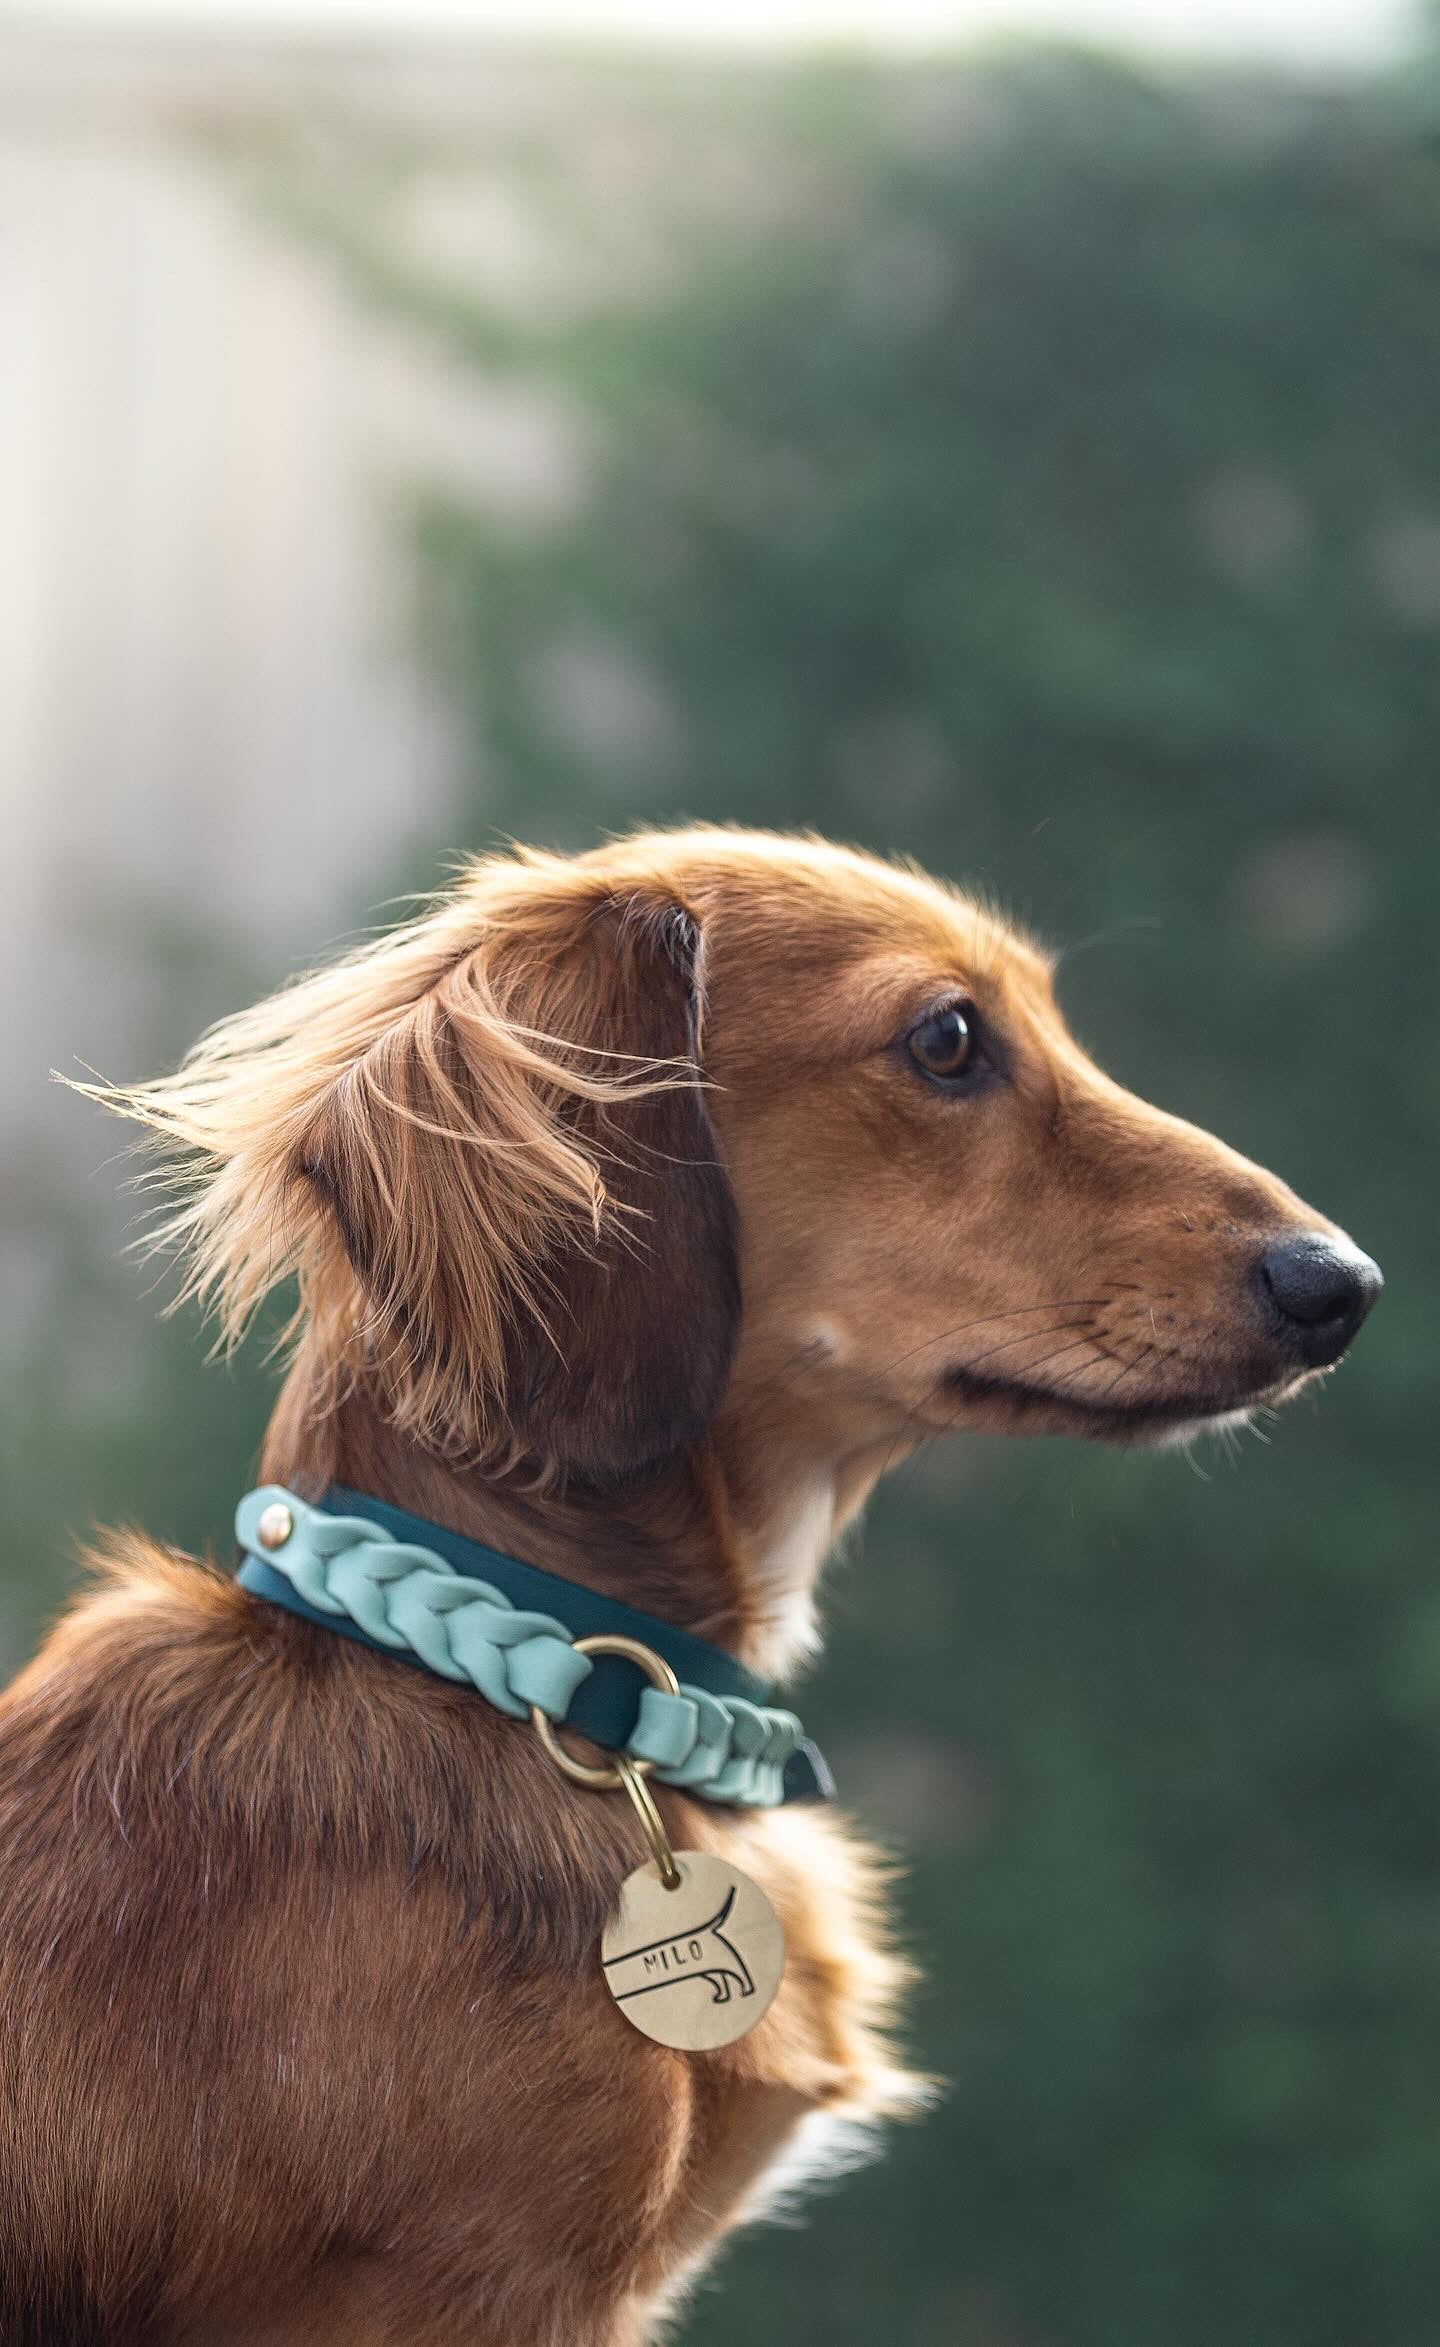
[1257,1232,1383,1364]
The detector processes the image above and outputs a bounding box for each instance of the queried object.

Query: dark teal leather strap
[238,1482,833,1805]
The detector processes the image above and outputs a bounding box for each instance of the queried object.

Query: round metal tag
[600,1850,785,2050]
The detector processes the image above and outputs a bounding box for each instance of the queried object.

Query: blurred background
[3,0,1437,2339]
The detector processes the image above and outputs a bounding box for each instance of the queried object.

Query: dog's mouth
[940,1361,1299,1445]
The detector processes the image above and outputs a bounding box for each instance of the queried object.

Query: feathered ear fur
[73,859,739,1480]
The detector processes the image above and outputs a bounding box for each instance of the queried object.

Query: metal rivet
[256,1502,294,1551]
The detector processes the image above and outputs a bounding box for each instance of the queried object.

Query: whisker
[970,1330,1105,1385]
[741,1297,1116,1413]
[875,1399,930,1488]
[1032,1335,1148,1402]
[960,1317,1097,1373]
[1127,1341,1178,1394]
[1053,915,1162,972]
[858,1299,1114,1391]
[1090,1338,1161,1404]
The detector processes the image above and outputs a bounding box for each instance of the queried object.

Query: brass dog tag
[601,1851,785,2050]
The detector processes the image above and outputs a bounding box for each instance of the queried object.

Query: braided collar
[236,1484,833,1809]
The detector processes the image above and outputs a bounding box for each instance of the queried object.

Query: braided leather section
[236,1487,802,1808]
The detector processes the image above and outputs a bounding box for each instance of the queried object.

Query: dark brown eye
[908,1003,975,1080]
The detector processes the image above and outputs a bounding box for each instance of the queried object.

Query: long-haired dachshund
[2,830,1380,2345]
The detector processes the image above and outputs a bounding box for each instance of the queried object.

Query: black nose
[1257,1233,1383,1364]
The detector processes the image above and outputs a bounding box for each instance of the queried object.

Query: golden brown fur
[2,829,1377,2343]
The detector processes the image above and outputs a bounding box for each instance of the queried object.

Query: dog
[1,829,1380,2346]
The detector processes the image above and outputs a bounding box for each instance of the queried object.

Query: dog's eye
[908,1003,976,1081]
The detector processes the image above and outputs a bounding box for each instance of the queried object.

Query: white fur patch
[1150,1404,1256,1453]
[747,1478,835,1674]
[734,2106,890,2230]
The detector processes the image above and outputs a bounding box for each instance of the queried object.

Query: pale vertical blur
[0,36,466,1152]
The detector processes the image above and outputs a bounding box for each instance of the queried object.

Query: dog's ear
[499,899,740,1477]
[298,889,739,1479]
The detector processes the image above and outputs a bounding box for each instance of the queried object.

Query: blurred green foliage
[10,39,1440,2347]
[385,58,1439,2337]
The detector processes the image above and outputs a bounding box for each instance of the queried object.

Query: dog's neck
[258,1344,888,1681]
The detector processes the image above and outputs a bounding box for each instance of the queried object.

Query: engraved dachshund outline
[604,1882,754,2008]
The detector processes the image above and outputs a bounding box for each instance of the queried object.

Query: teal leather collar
[237,1484,833,1808]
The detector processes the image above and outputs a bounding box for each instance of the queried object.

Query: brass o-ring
[531,1633,682,1790]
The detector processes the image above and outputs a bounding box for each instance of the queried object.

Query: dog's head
[91,830,1379,1481]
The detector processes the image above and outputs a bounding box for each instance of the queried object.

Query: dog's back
[0,1540,747,2346]
[0,1546,340,2343]
[0,1545,225,2343]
